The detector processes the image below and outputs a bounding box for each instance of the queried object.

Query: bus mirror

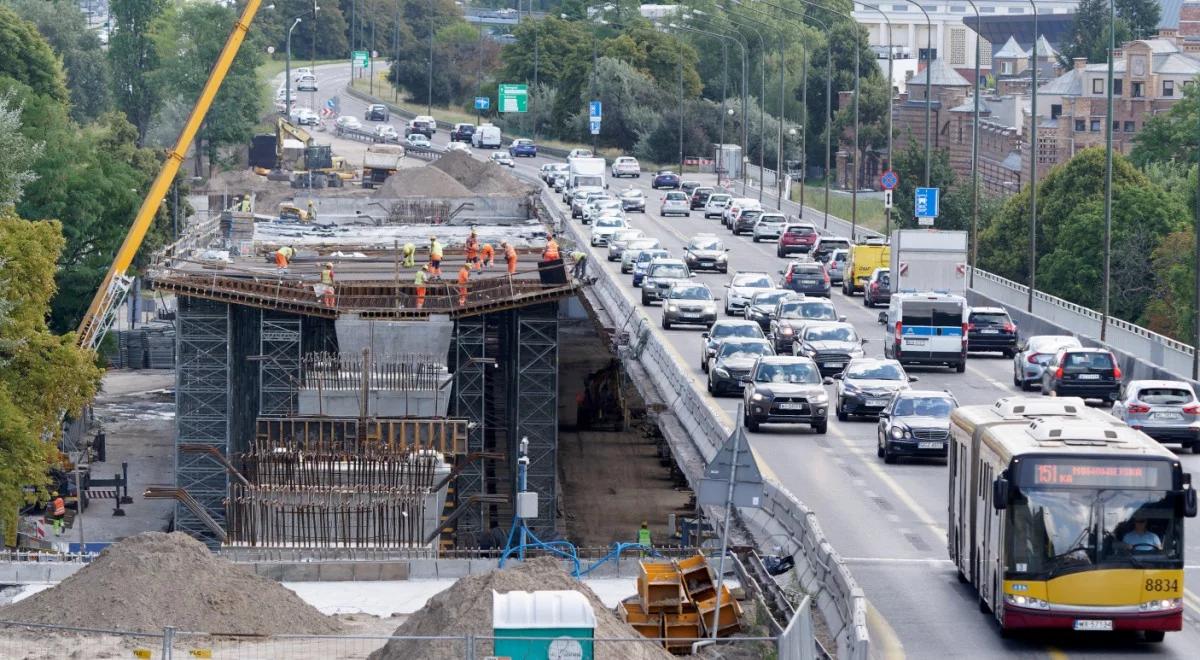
[1184,476,1198,518]
[992,478,1009,510]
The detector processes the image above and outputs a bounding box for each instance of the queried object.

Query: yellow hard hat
[52,492,59,497]
[325,262,333,268]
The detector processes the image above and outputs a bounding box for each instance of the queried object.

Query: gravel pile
[368,557,673,660]
[374,164,473,198]
[432,151,533,195]
[0,532,342,635]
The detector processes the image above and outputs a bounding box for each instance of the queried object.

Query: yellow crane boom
[76,0,265,350]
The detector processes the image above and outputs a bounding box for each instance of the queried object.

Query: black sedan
[967,306,1019,357]
[652,170,681,189]
[743,290,798,330]
[1040,348,1122,402]
[876,391,958,464]
[768,299,843,354]
[707,339,774,395]
[700,320,765,372]
[742,356,832,433]
[791,322,866,376]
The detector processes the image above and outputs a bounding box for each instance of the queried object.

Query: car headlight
[667,304,679,312]
[717,254,728,262]
[810,393,828,404]
[702,303,716,313]
[714,368,730,378]
[751,392,769,402]
[1004,594,1050,610]
[779,326,794,336]
[890,426,906,440]
[842,382,859,394]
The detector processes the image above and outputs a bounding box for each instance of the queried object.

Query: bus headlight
[1139,599,1182,612]
[1004,594,1049,610]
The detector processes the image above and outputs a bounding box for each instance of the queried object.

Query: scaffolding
[510,305,559,537]
[258,312,302,416]
[452,317,488,540]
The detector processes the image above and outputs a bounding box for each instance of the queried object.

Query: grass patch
[791,182,888,233]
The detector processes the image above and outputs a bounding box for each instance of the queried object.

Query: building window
[919,48,939,61]
[1164,80,1175,97]
[1075,119,1086,132]
[892,4,908,10]
[981,6,996,13]
[1008,6,1023,13]
[1001,61,1012,75]
[951,5,966,11]
[1092,78,1104,94]
[950,28,967,65]
[1124,121,1136,132]
[1051,104,1062,119]
[1113,120,1121,131]
[1113,79,1122,96]
[1090,119,1101,131]
[1132,81,1144,97]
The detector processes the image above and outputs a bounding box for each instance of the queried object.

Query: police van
[879,291,968,372]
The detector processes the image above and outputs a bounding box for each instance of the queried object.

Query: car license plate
[918,441,943,450]
[680,313,699,319]
[825,362,844,369]
[982,329,999,334]
[1078,373,1101,380]
[801,280,818,285]
[1073,619,1112,632]
[1153,412,1183,420]
[904,338,928,345]
[700,261,713,267]
[778,403,804,410]
[867,398,889,406]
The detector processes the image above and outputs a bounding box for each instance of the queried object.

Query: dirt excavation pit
[0,532,342,636]
[369,557,674,660]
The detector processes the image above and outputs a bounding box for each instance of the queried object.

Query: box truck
[888,229,969,296]
[568,156,607,195]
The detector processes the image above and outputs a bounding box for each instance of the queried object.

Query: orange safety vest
[481,243,495,263]
[505,246,518,272]
[543,239,560,261]
[458,267,471,286]
[466,236,479,260]
[52,497,65,516]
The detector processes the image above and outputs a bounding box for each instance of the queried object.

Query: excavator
[78,0,297,349]
[266,117,354,188]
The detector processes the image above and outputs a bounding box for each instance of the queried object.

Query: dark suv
[690,187,714,210]
[780,261,830,297]
[777,223,818,258]
[450,123,476,142]
[1041,348,1122,403]
[364,104,389,121]
[741,356,832,433]
[732,209,763,235]
[863,268,891,308]
[967,306,1018,357]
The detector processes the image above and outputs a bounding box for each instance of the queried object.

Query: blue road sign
[589,100,602,119]
[915,187,940,218]
[474,96,490,110]
[880,170,898,190]
[589,119,601,135]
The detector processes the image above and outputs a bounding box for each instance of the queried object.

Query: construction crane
[75,0,267,351]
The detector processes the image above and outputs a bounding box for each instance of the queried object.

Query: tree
[386,0,474,107]
[1116,0,1161,40]
[256,0,349,61]
[1062,0,1132,64]
[0,91,43,207]
[0,207,102,545]
[108,0,166,144]
[0,5,69,103]
[8,0,112,122]
[1131,83,1200,167]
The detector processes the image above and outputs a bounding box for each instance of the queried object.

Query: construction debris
[623,556,743,654]
[0,532,342,635]
[368,557,673,660]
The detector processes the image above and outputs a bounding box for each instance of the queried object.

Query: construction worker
[274,245,295,273]
[570,250,588,280]
[414,264,430,309]
[318,262,336,307]
[429,235,444,278]
[402,242,417,268]
[502,241,518,275]
[49,492,66,536]
[457,262,472,306]
[465,228,480,267]
[542,234,560,262]
[480,242,495,268]
[638,521,651,549]
[306,200,317,223]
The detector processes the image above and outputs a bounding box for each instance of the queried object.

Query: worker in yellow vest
[414,264,430,309]
[638,521,651,553]
[402,242,417,268]
[318,262,336,307]
[429,236,445,278]
[274,245,295,273]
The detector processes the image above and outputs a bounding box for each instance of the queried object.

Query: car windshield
[753,291,791,306]
[779,302,836,320]
[669,286,712,300]
[805,325,857,342]
[740,211,762,220]
[792,264,823,275]
[613,230,641,241]
[637,251,667,263]
[901,301,962,327]
[760,215,786,224]
[1063,352,1114,370]
[971,312,1010,325]
[892,396,955,417]
[1006,485,1181,578]
[786,226,815,235]
[622,190,644,198]
[1136,387,1194,405]
[650,264,688,279]
[709,195,730,203]
[690,238,722,250]
[820,241,850,249]
[666,192,687,201]
[596,218,624,228]
[846,363,905,380]
[1029,337,1079,354]
[754,362,820,384]
[658,170,676,176]
[719,341,771,359]
[713,324,763,339]
[732,274,771,288]
[627,240,657,251]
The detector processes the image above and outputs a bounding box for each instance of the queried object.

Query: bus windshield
[1006,488,1181,578]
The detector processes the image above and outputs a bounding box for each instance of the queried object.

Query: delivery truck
[568,156,607,196]
[843,238,891,295]
[888,229,969,295]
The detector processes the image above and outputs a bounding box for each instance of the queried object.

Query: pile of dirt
[375,164,473,198]
[0,532,341,635]
[431,150,533,195]
[368,557,673,660]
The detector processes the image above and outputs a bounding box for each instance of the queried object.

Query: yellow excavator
[77,0,270,350]
[268,117,354,188]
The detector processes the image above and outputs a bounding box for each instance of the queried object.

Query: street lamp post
[718,42,729,187]
[726,18,767,203]
[1100,0,1115,338]
[286,17,302,121]
[427,0,434,115]
[722,9,784,207]
[1028,0,1039,313]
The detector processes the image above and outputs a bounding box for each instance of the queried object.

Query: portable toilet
[493,590,596,660]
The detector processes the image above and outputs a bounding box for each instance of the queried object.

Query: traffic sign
[880,169,898,190]
[589,119,601,135]
[351,50,369,69]
[915,186,940,221]
[589,100,602,120]
[883,190,893,209]
[498,84,528,113]
[474,96,490,110]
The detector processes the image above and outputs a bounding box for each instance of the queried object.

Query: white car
[413,115,437,134]
[751,213,788,242]
[660,191,690,217]
[405,133,432,148]
[723,272,775,316]
[589,215,628,247]
[446,141,471,154]
[611,156,641,178]
[490,152,515,167]
[289,107,318,125]
[373,125,400,142]
[296,74,318,91]
[292,67,313,81]
[335,116,363,131]
[568,148,593,159]
[584,198,623,224]
[704,194,732,218]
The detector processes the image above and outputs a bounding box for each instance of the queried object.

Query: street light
[427,0,435,115]
[285,17,303,120]
[1100,0,1114,338]
[1028,0,1039,314]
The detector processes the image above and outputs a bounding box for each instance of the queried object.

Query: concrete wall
[297,386,451,417]
[335,318,453,359]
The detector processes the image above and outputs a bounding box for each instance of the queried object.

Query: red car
[777,223,818,258]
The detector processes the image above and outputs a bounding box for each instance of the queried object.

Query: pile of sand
[432,151,533,195]
[375,164,473,198]
[368,557,673,660]
[0,532,341,635]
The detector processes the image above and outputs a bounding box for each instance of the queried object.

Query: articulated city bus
[949,397,1197,640]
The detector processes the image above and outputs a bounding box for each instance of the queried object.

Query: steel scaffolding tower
[452,316,488,540]
[510,305,558,536]
[258,312,302,416]
[174,297,230,546]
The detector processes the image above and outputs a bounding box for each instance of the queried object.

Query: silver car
[607,228,646,261]
[660,191,691,217]
[620,188,646,212]
[1012,334,1082,391]
[621,239,662,273]
[751,213,788,242]
[662,282,718,329]
[704,194,732,218]
[826,249,848,284]
[723,272,775,316]
[1112,380,1200,452]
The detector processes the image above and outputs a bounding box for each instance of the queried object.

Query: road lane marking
[867,601,906,660]
[843,557,952,565]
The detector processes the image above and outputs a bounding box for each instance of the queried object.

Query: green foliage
[8,0,112,123]
[0,90,43,206]
[0,4,69,103]
[1116,0,1162,40]
[1143,229,1196,341]
[386,0,469,107]
[256,0,349,61]
[1061,0,1150,64]
[891,138,971,231]
[1130,82,1200,167]
[108,0,166,144]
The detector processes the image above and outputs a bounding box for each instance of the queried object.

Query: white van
[880,292,968,372]
[472,123,502,149]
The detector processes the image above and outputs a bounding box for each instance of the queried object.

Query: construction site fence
[545,182,867,659]
[0,620,794,659]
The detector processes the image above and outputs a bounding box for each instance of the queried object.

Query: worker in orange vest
[502,241,518,275]
[542,234,560,262]
[49,492,66,536]
[414,264,430,309]
[457,263,472,306]
[480,242,495,269]
[274,245,295,272]
[465,228,480,267]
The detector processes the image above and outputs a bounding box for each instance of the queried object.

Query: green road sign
[352,50,369,69]
[498,84,528,113]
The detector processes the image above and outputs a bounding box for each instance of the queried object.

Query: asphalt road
[302,63,1200,658]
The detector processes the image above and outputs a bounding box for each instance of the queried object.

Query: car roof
[758,355,816,364]
[894,389,957,400]
[733,271,771,277]
[1127,380,1194,389]
[802,320,852,330]
[1059,347,1112,354]
[816,236,850,242]
[969,306,1008,314]
[713,319,760,327]
[649,258,686,266]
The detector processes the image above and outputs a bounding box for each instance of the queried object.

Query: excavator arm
[76,0,266,351]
